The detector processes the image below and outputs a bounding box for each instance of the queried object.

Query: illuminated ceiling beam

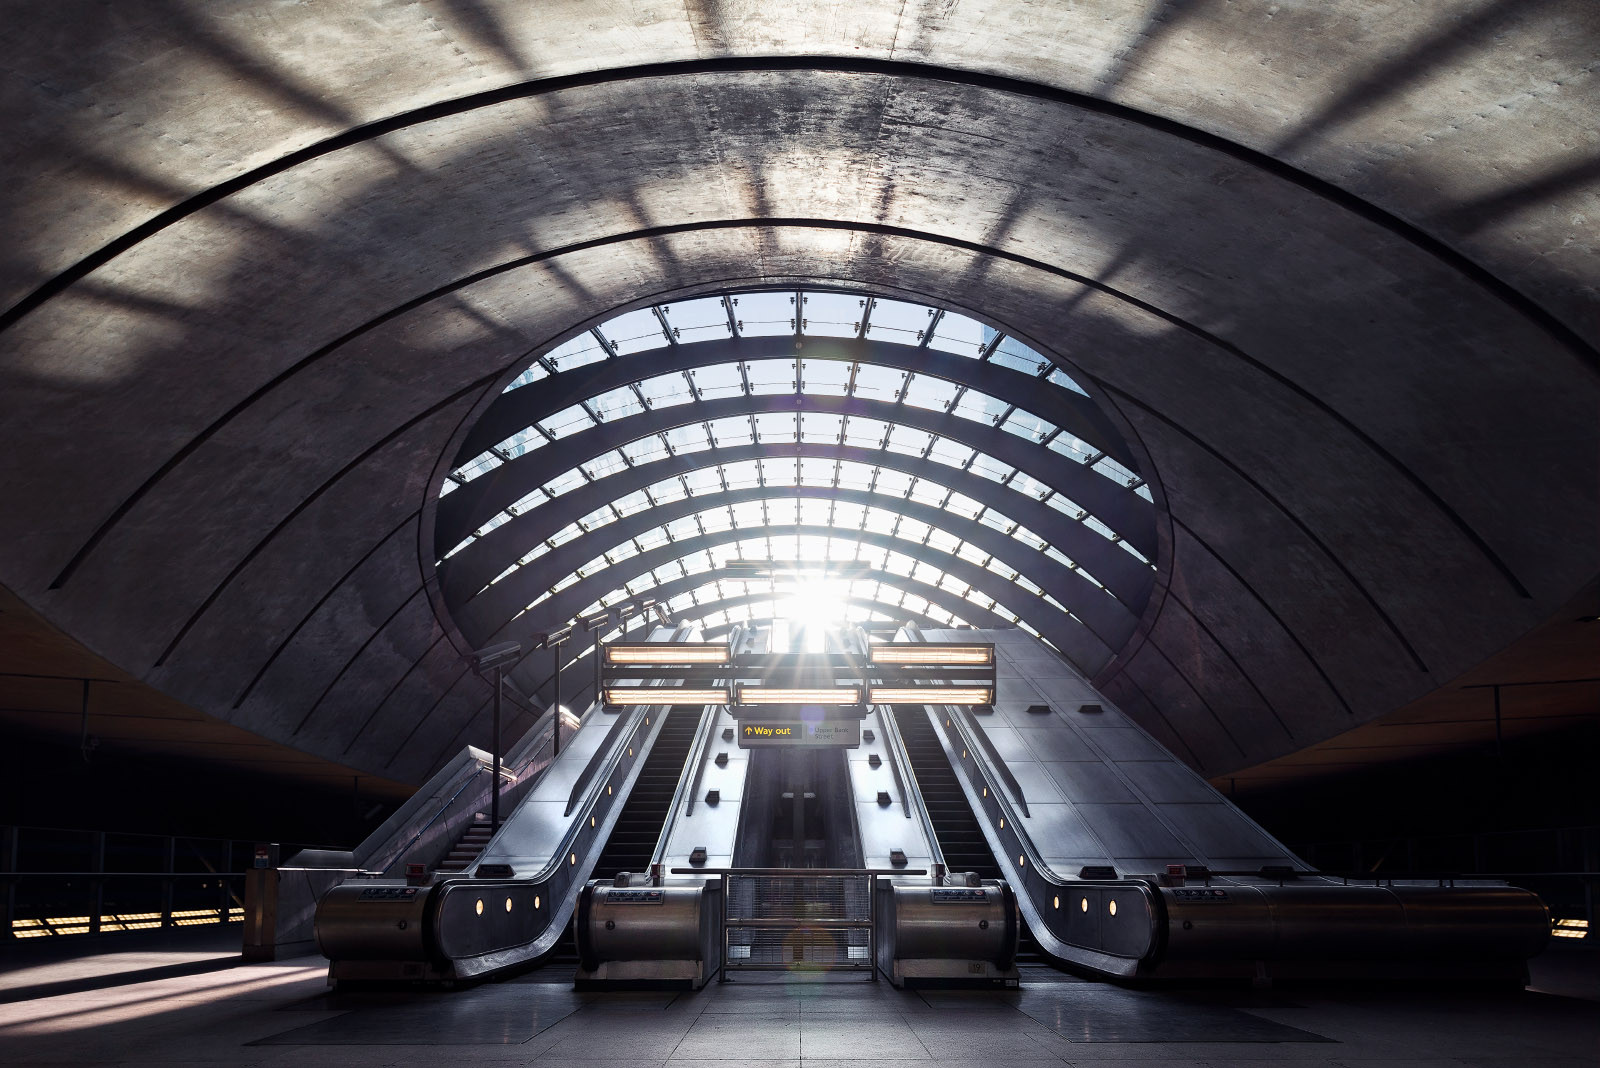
[450,486,1139,644]
[459,333,1134,469]
[441,442,1154,608]
[484,526,1118,672]
[435,392,1149,556]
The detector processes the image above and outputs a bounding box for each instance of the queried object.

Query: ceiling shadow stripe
[230,510,420,709]
[1160,590,1294,739]
[1109,387,1429,673]
[1126,637,1247,759]
[152,374,495,668]
[1171,516,1355,717]
[1100,669,1205,771]
[46,210,1522,609]
[5,55,1590,380]
[338,633,449,758]
[290,586,426,736]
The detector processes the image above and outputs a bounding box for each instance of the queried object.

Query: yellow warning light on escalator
[605,643,730,665]
[475,899,484,916]
[1081,898,1089,913]
[1109,900,1118,917]
[869,644,993,665]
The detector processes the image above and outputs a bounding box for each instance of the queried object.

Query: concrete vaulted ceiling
[0,2,1596,789]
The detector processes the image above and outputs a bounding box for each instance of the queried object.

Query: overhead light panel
[737,686,861,705]
[869,644,993,666]
[605,643,729,665]
[870,686,993,706]
[605,687,729,706]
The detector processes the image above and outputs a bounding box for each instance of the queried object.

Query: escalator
[592,709,700,879]
[893,707,1045,968]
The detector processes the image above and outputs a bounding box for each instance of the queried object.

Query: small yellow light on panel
[605,643,729,665]
[737,686,861,705]
[604,687,729,705]
[869,644,993,665]
[869,686,993,705]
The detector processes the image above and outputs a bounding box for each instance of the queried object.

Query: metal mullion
[845,361,861,398]
[793,289,803,335]
[978,332,1004,362]
[628,382,650,411]
[946,384,968,413]
[992,402,1018,428]
[591,327,618,359]
[859,296,875,338]
[650,305,676,345]
[920,309,943,348]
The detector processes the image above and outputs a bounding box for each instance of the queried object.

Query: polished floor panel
[1,946,1597,1067]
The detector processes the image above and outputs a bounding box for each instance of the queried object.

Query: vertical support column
[89,830,105,935]
[491,665,503,833]
[1,825,17,940]
[552,645,562,759]
[161,835,175,929]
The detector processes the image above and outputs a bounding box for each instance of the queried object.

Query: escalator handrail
[878,707,950,876]
[960,708,1030,817]
[376,765,490,875]
[563,705,639,817]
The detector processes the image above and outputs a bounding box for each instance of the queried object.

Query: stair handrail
[375,763,490,875]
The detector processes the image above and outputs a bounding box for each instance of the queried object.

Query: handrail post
[491,665,503,833]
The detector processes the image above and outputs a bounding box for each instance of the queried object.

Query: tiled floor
[1,944,1596,1067]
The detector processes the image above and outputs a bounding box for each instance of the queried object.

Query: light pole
[534,626,573,757]
[470,641,521,832]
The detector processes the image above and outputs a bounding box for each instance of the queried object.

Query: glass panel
[1001,408,1056,443]
[901,373,958,413]
[798,457,837,486]
[990,336,1048,376]
[965,452,1010,481]
[745,358,796,396]
[614,490,651,517]
[833,501,866,529]
[852,363,903,403]
[661,297,732,343]
[761,458,798,486]
[495,426,545,460]
[689,363,744,400]
[835,461,875,490]
[622,434,669,465]
[666,423,712,454]
[952,388,1006,425]
[722,461,761,490]
[842,416,889,449]
[800,291,864,338]
[864,298,934,345]
[874,469,913,497]
[944,490,982,519]
[648,478,687,505]
[598,308,670,356]
[800,359,851,396]
[885,425,931,458]
[682,468,721,496]
[800,412,842,444]
[538,404,596,440]
[928,311,987,357]
[638,371,695,409]
[706,417,753,447]
[504,362,550,393]
[581,450,628,481]
[798,498,832,525]
[753,412,797,443]
[1047,432,1097,464]
[1047,366,1090,396]
[542,468,587,497]
[928,438,975,469]
[454,451,502,482]
[766,498,798,525]
[729,291,795,337]
[544,332,606,371]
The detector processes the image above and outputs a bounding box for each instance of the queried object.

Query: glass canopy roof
[435,287,1159,667]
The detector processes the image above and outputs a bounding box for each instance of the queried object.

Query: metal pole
[1493,684,1504,756]
[552,645,562,759]
[491,665,503,832]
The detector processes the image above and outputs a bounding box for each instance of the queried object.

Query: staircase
[434,816,494,873]
[894,707,1047,967]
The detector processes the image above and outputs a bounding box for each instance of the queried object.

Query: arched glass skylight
[435,286,1159,673]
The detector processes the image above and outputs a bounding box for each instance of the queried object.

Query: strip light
[869,644,994,666]
[605,687,729,706]
[870,686,993,706]
[605,643,729,665]
[737,686,861,705]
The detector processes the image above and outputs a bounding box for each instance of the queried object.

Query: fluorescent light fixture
[870,686,993,705]
[605,687,729,706]
[605,643,729,665]
[869,644,994,666]
[737,686,861,705]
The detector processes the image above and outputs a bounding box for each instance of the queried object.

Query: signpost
[737,720,861,748]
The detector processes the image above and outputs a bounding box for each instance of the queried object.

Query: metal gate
[719,869,874,979]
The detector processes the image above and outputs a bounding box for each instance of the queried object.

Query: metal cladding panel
[1071,803,1189,860]
[663,801,743,870]
[1119,761,1224,804]
[1158,802,1294,863]
[1041,762,1138,804]
[1083,728,1168,761]
[1014,802,1107,865]
[857,802,936,873]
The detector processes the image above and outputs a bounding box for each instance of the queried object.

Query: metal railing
[673,866,926,981]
